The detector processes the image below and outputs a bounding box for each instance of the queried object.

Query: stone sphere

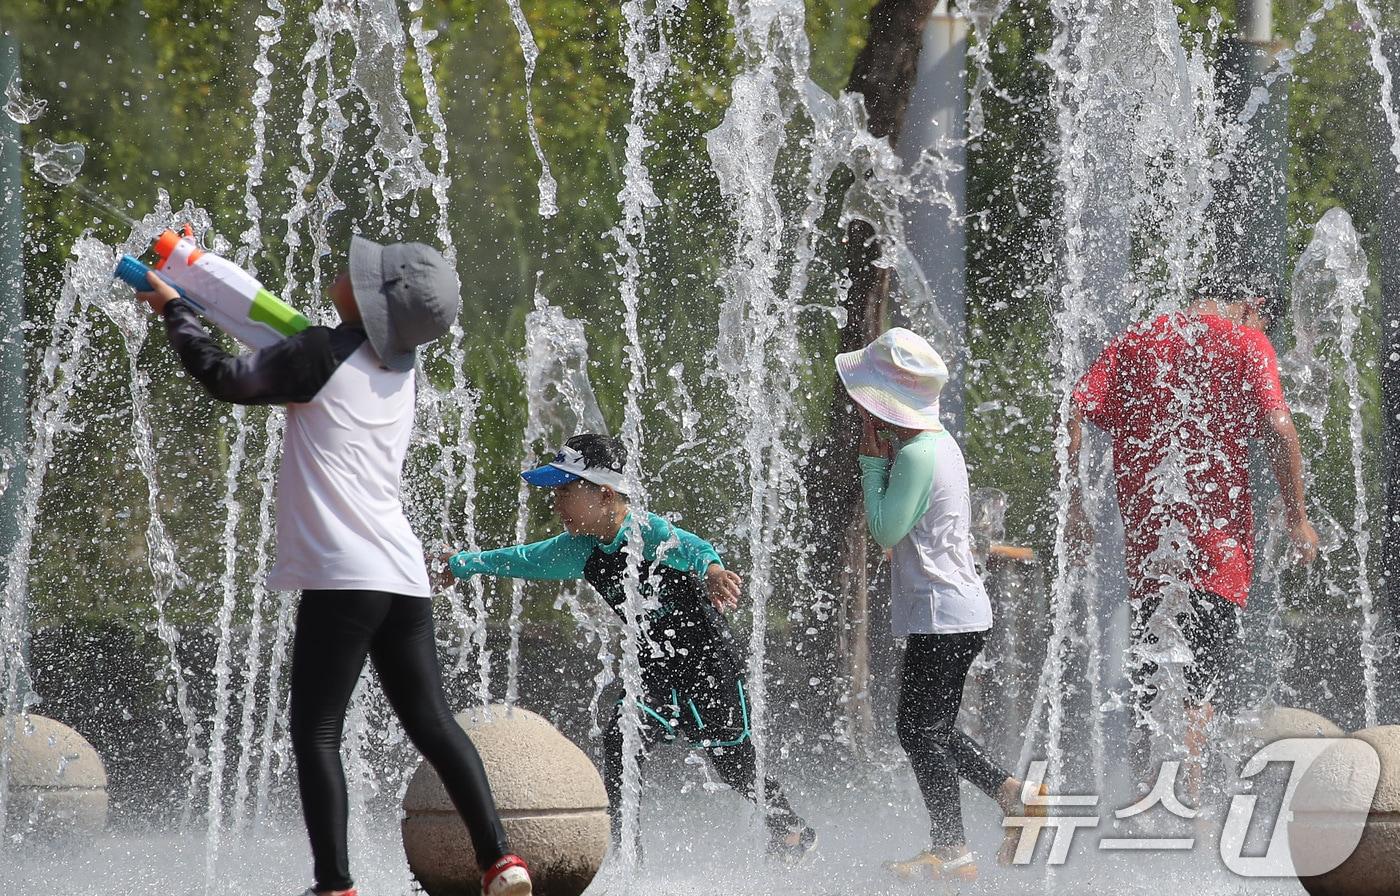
[1239,706,1345,743]
[2,714,107,839]
[402,705,608,896]
[1291,725,1400,895]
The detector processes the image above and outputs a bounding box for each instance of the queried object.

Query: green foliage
[2,0,875,628]
[2,0,1394,634]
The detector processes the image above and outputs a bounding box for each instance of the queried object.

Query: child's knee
[289,710,339,753]
[897,715,953,754]
[405,713,464,759]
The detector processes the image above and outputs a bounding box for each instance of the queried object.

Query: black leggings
[290,590,510,892]
[897,631,1011,848]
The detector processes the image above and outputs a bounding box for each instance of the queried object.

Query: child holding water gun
[133,236,531,896]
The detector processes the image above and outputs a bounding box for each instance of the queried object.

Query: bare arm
[1064,402,1093,563]
[1067,403,1086,504]
[1262,408,1319,565]
[1262,409,1306,525]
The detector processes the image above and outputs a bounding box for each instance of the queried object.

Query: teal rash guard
[859,430,940,549]
[451,511,733,670]
[449,511,721,581]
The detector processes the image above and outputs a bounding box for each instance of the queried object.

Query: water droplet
[198,229,232,255]
[30,138,85,186]
[4,74,47,124]
[380,163,416,201]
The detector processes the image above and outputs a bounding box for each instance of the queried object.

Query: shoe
[885,850,978,882]
[297,890,357,896]
[482,854,532,896]
[767,824,818,864]
[998,780,1049,866]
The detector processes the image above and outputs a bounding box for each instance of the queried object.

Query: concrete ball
[402,705,608,896]
[1290,725,1400,895]
[1,714,108,840]
[1237,706,1345,744]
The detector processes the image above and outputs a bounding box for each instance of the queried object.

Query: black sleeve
[161,299,361,405]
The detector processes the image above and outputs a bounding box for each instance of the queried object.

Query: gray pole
[895,0,968,436]
[1237,0,1272,44]
[1217,0,1293,713]
[1377,31,1400,724]
[0,35,27,604]
[1217,0,1287,299]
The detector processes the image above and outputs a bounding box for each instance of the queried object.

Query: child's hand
[433,549,463,591]
[135,270,181,316]
[705,563,741,614]
[858,411,890,460]
[1065,500,1094,567]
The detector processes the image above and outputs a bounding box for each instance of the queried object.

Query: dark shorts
[1129,590,1241,711]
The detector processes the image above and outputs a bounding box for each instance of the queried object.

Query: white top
[267,342,431,596]
[890,431,993,636]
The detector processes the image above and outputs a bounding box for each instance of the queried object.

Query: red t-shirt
[1072,313,1288,608]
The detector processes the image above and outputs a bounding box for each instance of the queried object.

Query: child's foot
[998,777,1050,866]
[482,854,532,896]
[885,848,978,883]
[297,889,356,896]
[766,823,818,864]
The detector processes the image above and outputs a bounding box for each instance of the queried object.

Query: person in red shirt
[1066,287,1319,793]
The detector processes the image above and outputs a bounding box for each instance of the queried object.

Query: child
[135,237,531,896]
[448,434,817,863]
[836,327,1044,881]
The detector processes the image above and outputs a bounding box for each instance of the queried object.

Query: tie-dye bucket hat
[835,327,948,431]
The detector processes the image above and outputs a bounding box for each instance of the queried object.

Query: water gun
[113,224,312,349]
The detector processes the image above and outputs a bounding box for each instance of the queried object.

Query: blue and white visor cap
[521,445,627,491]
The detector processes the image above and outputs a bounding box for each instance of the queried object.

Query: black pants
[601,655,804,849]
[897,631,1011,848]
[290,590,510,892]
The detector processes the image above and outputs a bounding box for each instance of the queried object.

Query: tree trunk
[806,0,940,751]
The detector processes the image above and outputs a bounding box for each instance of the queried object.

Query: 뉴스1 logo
[1001,738,1380,878]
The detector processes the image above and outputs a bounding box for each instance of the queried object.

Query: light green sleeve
[450,532,595,581]
[642,512,723,574]
[859,435,937,550]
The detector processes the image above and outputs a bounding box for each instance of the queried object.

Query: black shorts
[1129,590,1240,711]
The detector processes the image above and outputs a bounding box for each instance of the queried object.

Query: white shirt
[890,431,993,636]
[266,342,431,596]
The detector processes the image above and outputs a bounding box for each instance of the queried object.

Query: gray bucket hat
[348,236,461,372]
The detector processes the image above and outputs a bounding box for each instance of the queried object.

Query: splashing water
[236,3,285,270]
[503,0,558,217]
[607,0,692,870]
[1283,209,1353,424]
[403,0,483,694]
[89,201,213,826]
[505,285,608,707]
[349,0,430,210]
[2,4,1393,895]
[0,247,96,841]
[29,138,84,186]
[3,73,46,124]
[705,0,827,834]
[1357,0,1400,180]
[1289,207,1382,727]
[1032,0,1226,802]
